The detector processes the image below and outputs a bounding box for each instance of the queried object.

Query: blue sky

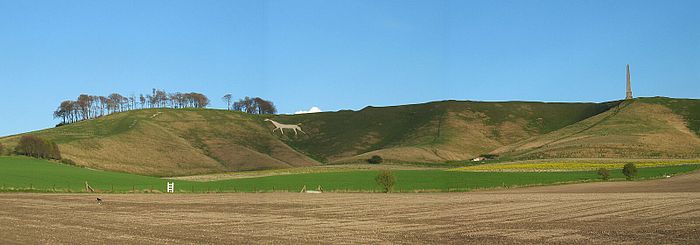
[0,0,698,136]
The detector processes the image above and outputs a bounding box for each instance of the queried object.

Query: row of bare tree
[222,95,277,114]
[54,90,278,125]
[53,89,210,125]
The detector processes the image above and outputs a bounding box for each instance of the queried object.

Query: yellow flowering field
[453,160,700,172]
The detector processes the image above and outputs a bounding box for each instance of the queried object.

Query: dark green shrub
[367,155,383,164]
[375,170,395,193]
[14,135,61,160]
[622,163,638,180]
[60,158,76,166]
[479,154,499,160]
[597,168,610,181]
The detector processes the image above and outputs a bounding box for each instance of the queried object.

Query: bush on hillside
[622,163,638,180]
[14,135,61,160]
[375,170,396,193]
[367,155,383,164]
[0,142,4,155]
[479,154,499,160]
[597,167,610,181]
[55,122,69,128]
[60,158,76,166]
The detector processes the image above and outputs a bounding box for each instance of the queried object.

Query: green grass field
[2,156,699,193]
[191,165,700,192]
[0,156,170,192]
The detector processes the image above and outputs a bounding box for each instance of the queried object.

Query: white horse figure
[264,119,306,136]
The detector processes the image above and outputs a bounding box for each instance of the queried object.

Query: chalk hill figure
[265,119,307,136]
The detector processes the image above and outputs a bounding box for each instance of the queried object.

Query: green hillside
[0,109,318,176]
[641,97,700,136]
[495,98,700,159]
[273,100,617,163]
[2,97,699,176]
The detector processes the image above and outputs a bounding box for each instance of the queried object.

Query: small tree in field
[597,168,610,181]
[367,155,383,164]
[622,163,638,180]
[375,171,396,193]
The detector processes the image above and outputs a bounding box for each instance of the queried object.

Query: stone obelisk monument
[625,64,633,100]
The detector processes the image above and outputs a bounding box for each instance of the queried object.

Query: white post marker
[167,182,174,193]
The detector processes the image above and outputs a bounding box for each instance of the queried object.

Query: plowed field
[1,171,699,244]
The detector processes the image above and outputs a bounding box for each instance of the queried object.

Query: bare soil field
[1,172,699,244]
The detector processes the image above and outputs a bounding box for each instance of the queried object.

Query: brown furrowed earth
[1,172,699,244]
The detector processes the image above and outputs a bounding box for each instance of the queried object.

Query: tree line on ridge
[54,89,277,126]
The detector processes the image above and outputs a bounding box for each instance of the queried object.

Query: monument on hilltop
[625,64,633,100]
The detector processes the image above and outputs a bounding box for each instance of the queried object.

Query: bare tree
[190,93,209,108]
[53,101,72,124]
[98,96,108,116]
[231,96,276,115]
[243,97,255,114]
[55,90,216,125]
[139,94,146,109]
[154,89,168,108]
[146,94,154,108]
[232,100,243,111]
[108,93,124,113]
[258,99,277,114]
[76,94,92,120]
[222,94,232,110]
[129,94,136,110]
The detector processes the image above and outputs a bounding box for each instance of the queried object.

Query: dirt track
[1,172,699,244]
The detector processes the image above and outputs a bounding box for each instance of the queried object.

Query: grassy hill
[0,109,318,176]
[273,100,619,163]
[1,97,698,176]
[494,98,700,159]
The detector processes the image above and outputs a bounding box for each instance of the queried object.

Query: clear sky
[1,0,698,136]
